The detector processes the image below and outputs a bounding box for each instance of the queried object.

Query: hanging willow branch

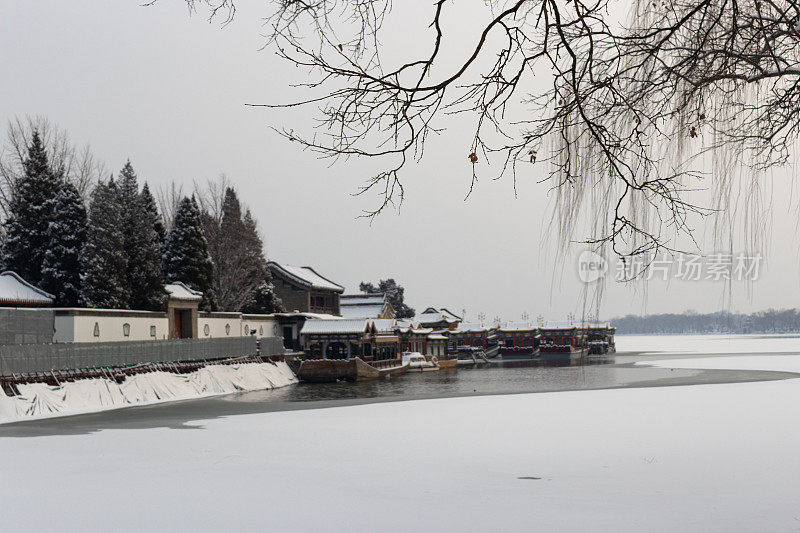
[179,0,800,262]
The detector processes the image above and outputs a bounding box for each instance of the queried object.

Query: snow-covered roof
[268,262,344,293]
[165,282,203,302]
[341,293,385,305]
[415,311,460,326]
[427,333,448,340]
[539,321,579,330]
[398,326,433,335]
[372,318,397,333]
[452,322,491,334]
[272,312,341,320]
[300,318,369,335]
[440,308,462,321]
[586,322,614,329]
[340,304,384,319]
[0,271,54,305]
[499,322,537,332]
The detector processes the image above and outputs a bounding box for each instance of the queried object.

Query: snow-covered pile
[0,361,297,423]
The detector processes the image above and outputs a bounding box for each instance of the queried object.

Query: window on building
[150,325,157,338]
[123,323,131,337]
[225,323,231,335]
[259,326,264,336]
[93,322,100,337]
[203,324,210,336]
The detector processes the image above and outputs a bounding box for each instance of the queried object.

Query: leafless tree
[0,116,105,218]
[178,0,800,267]
[194,176,276,312]
[193,174,233,225]
[156,181,185,230]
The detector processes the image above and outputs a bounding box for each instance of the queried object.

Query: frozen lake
[2,335,800,532]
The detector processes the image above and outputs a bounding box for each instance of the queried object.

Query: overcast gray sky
[2,0,798,321]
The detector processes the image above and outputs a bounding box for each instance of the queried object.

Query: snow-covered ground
[0,361,297,423]
[1,352,798,532]
[617,333,800,354]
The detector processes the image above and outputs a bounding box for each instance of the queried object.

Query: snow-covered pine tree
[1,131,61,285]
[80,180,130,308]
[116,162,164,310]
[213,187,246,310]
[240,208,282,313]
[41,180,87,305]
[136,182,166,310]
[163,196,215,310]
[141,182,166,245]
[242,279,284,314]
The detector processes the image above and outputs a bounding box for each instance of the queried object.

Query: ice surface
[617,333,800,354]
[1,352,799,532]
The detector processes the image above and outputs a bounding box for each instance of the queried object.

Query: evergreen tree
[163,196,215,310]
[115,162,164,310]
[41,181,87,305]
[242,279,284,314]
[141,183,166,245]
[1,131,61,284]
[359,278,415,318]
[80,181,130,308]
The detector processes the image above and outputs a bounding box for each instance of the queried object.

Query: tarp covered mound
[0,361,298,423]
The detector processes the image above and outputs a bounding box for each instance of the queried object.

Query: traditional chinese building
[267,262,344,315]
[300,318,401,361]
[414,307,462,330]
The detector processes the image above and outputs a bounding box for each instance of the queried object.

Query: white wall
[198,314,241,339]
[242,316,278,339]
[54,312,169,343]
[53,310,279,343]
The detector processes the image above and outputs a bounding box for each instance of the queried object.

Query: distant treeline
[611,309,800,334]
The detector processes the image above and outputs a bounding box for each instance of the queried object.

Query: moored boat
[297,357,408,383]
[435,355,458,369]
[538,324,588,361]
[403,352,440,372]
[498,322,540,360]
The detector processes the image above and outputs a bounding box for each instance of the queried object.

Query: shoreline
[2,353,797,436]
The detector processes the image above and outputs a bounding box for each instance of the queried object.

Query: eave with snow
[267,262,344,316]
[413,307,462,330]
[0,271,54,307]
[340,292,396,319]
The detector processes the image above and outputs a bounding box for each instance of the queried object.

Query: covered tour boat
[538,323,588,361]
[586,323,617,356]
[497,322,540,359]
[297,318,408,382]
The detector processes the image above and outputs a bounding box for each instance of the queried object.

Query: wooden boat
[435,356,458,369]
[499,346,540,360]
[297,357,408,383]
[403,352,440,372]
[539,345,589,361]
